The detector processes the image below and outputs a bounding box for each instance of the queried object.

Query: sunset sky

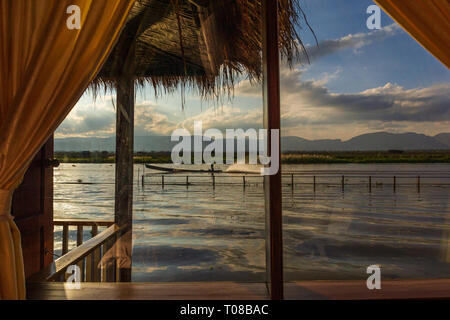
[56,0,450,141]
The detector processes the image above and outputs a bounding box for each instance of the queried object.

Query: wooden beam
[262,0,283,300]
[53,220,114,227]
[115,74,134,282]
[115,75,135,229]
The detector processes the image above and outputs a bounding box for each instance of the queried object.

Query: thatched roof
[94,0,312,97]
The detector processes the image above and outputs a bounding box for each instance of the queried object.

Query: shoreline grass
[55,150,450,164]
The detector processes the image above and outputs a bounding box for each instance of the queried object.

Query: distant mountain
[341,132,448,151]
[54,132,450,152]
[434,133,450,148]
[54,136,177,152]
[281,136,342,151]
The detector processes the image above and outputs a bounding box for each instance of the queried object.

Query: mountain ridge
[55,131,450,152]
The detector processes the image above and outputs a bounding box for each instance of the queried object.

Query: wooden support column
[262,0,283,300]
[115,75,134,282]
[115,75,134,228]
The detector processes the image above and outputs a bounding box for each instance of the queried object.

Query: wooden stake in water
[369,176,372,193]
[162,175,164,189]
[341,175,345,192]
[417,176,420,193]
[393,176,396,193]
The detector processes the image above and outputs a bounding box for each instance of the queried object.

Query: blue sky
[56,0,450,141]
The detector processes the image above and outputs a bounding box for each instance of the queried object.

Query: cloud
[232,23,449,139]
[279,67,450,124]
[177,106,263,132]
[56,23,449,141]
[235,23,401,98]
[56,97,180,137]
[134,101,178,135]
[306,23,401,60]
[55,96,116,138]
[235,63,450,139]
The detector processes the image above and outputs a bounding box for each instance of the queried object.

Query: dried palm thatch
[93,0,314,98]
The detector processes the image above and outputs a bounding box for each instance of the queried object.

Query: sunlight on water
[225,164,262,174]
[54,163,450,281]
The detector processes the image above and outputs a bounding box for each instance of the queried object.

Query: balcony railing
[31,222,123,283]
[54,219,115,255]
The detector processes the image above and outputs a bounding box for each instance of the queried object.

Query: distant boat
[145,163,222,173]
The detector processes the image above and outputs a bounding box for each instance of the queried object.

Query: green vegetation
[55,151,172,164]
[55,150,450,164]
[282,150,450,164]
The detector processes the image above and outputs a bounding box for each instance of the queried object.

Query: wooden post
[162,175,164,189]
[104,237,116,282]
[262,0,283,300]
[76,226,83,246]
[369,176,372,193]
[141,175,144,187]
[393,176,396,193]
[212,174,215,189]
[417,176,421,193]
[91,225,98,238]
[113,25,137,282]
[243,175,246,190]
[91,247,101,282]
[341,175,345,192]
[186,176,189,188]
[291,174,294,191]
[62,225,69,255]
[114,95,134,283]
[115,75,135,229]
[313,176,316,193]
[77,259,85,282]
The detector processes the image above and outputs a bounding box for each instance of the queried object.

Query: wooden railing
[30,223,122,283]
[54,219,115,255]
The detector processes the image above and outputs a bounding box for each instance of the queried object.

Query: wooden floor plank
[285,279,450,300]
[26,282,269,300]
[26,280,450,300]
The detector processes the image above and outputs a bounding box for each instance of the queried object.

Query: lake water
[54,163,450,282]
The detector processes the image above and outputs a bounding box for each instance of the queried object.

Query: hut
[2,0,450,300]
[2,0,305,300]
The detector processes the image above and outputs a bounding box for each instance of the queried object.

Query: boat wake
[225,164,262,174]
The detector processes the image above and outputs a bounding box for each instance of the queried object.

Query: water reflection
[54,163,450,281]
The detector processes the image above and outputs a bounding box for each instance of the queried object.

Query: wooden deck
[26,279,450,300]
